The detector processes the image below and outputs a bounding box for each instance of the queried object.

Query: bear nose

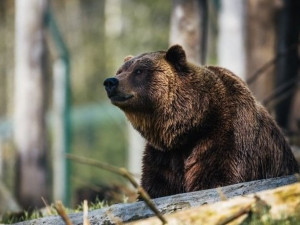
[103,77,119,96]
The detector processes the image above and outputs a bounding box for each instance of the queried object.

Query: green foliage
[242,214,300,225]
[1,198,110,224]
[1,210,44,224]
[51,0,171,105]
[49,0,171,204]
[69,103,128,204]
[120,0,171,54]
[241,201,300,225]
[0,0,172,209]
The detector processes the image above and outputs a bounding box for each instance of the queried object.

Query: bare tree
[245,0,277,103]
[218,0,246,80]
[275,0,299,129]
[14,0,49,208]
[170,0,208,64]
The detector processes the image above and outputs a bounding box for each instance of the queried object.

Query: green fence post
[45,7,71,206]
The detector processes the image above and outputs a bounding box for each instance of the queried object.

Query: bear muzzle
[103,77,119,97]
[103,77,133,103]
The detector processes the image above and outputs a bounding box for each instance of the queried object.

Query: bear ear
[165,45,187,71]
[124,55,134,63]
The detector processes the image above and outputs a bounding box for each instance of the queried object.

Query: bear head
[103,45,211,151]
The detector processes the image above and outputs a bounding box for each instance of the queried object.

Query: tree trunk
[275,0,300,129]
[246,0,276,101]
[245,0,277,103]
[169,0,208,65]
[14,0,49,208]
[217,0,246,80]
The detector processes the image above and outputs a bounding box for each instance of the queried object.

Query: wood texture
[129,179,300,225]
[13,175,298,225]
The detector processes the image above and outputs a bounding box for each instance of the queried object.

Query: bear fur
[103,45,299,198]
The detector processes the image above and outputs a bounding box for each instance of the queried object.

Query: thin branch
[265,85,297,110]
[262,77,298,106]
[105,209,124,225]
[246,42,299,85]
[216,187,227,201]
[54,201,73,225]
[41,197,53,216]
[216,204,252,225]
[83,200,91,225]
[66,154,167,224]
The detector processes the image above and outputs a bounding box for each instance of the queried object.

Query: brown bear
[103,45,299,198]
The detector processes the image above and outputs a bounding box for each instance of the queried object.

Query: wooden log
[13,175,298,225]
[129,180,300,225]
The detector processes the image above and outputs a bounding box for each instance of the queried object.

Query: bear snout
[103,77,119,97]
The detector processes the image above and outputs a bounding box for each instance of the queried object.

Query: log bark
[129,179,300,225]
[13,175,298,225]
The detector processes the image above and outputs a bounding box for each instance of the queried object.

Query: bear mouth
[110,94,133,103]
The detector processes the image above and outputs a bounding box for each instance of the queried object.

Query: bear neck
[123,66,231,151]
[125,113,179,151]
[124,99,209,151]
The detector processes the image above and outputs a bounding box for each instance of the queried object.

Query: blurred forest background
[0,0,299,219]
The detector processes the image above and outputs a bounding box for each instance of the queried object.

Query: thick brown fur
[104,45,299,198]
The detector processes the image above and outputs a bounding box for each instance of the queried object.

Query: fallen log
[13,175,298,225]
[129,179,300,225]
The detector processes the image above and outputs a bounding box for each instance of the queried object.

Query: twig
[295,173,300,182]
[217,195,269,225]
[216,204,252,225]
[41,197,53,216]
[105,208,124,225]
[246,42,299,85]
[263,77,298,106]
[66,154,167,224]
[54,201,73,225]
[216,187,227,201]
[83,200,91,225]
[265,85,297,110]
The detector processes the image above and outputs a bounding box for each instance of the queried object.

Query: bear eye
[134,69,143,75]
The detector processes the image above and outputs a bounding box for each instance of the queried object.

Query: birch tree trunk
[217,0,246,80]
[14,0,49,208]
[169,0,208,65]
